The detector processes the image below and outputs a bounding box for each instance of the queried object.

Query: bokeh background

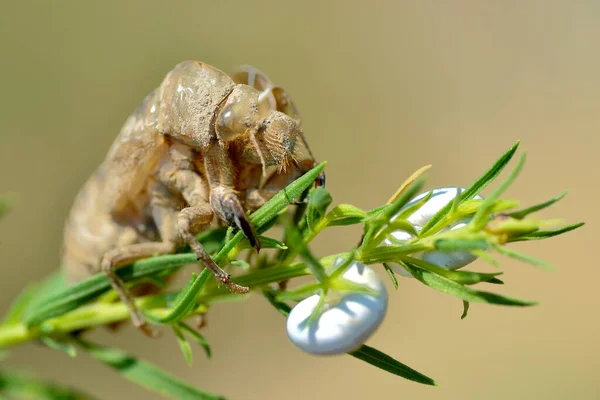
[0,1,598,399]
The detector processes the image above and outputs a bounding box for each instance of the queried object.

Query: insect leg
[177,205,248,294]
[203,143,260,253]
[160,166,250,294]
[101,241,175,337]
[210,186,260,253]
[100,183,182,336]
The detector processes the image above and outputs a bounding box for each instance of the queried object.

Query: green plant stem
[0,253,352,348]
[0,298,192,348]
[0,235,464,348]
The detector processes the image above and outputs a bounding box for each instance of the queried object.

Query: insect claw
[232,208,260,253]
[227,281,250,294]
[216,274,250,294]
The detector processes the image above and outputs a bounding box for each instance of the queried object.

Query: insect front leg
[159,164,250,294]
[202,143,261,253]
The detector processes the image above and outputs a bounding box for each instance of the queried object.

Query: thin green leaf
[349,345,436,386]
[470,153,527,230]
[229,259,251,270]
[179,322,211,359]
[509,222,584,242]
[434,238,489,252]
[383,263,399,290]
[461,301,470,319]
[386,218,418,237]
[23,272,69,322]
[381,178,425,223]
[282,217,327,282]
[329,251,357,280]
[39,336,77,357]
[257,236,287,250]
[263,291,292,317]
[451,187,461,213]
[492,244,554,270]
[357,243,432,264]
[397,191,433,220]
[306,187,333,232]
[420,141,520,236]
[213,162,327,264]
[486,277,504,284]
[2,283,37,325]
[0,370,98,400]
[146,271,210,324]
[25,254,198,328]
[324,204,367,227]
[292,187,311,225]
[470,249,500,267]
[249,162,327,230]
[245,266,313,290]
[507,191,567,219]
[172,324,193,365]
[237,235,288,251]
[401,256,502,285]
[76,339,225,400]
[366,204,389,217]
[364,179,425,246]
[400,261,536,306]
[275,283,321,302]
[263,288,437,386]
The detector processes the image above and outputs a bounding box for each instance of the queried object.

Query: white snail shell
[386,186,484,275]
[286,261,388,355]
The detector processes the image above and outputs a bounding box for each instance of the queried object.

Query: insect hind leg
[101,241,175,337]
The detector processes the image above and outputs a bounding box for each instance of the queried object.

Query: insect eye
[216,87,260,142]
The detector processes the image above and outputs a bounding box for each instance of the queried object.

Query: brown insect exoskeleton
[62,61,322,335]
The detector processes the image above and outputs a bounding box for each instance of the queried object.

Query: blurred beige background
[0,1,598,399]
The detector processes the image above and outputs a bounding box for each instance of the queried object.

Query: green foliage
[349,345,436,386]
[0,145,584,398]
[0,370,97,400]
[76,339,225,400]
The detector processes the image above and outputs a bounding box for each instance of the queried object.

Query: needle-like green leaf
[76,339,225,400]
[509,222,584,242]
[461,301,470,319]
[349,345,437,386]
[0,370,98,400]
[383,263,399,289]
[306,187,333,232]
[400,261,536,306]
[146,272,209,324]
[507,191,567,219]
[178,322,211,359]
[420,141,520,236]
[263,290,436,386]
[172,324,193,365]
